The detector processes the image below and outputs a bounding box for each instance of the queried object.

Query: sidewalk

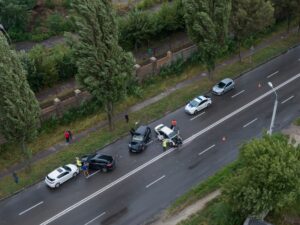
[0,28,297,180]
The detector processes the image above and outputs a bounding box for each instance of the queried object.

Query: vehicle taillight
[107,163,112,167]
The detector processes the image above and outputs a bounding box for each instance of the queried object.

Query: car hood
[212,85,224,93]
[185,103,195,111]
[129,141,142,149]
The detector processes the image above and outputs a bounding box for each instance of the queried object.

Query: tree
[223,134,300,218]
[231,0,274,60]
[272,0,298,32]
[71,0,134,130]
[0,34,40,162]
[183,0,231,79]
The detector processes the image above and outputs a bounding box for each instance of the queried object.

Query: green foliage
[231,0,274,59]
[23,44,77,92]
[0,0,36,33]
[223,134,300,218]
[0,34,40,158]
[119,0,185,50]
[136,0,164,10]
[46,13,66,34]
[71,0,134,129]
[183,0,231,77]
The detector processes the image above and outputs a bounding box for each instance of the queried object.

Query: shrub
[47,13,67,34]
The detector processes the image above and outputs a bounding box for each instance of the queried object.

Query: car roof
[160,126,174,135]
[220,78,233,84]
[48,167,65,178]
[135,125,147,134]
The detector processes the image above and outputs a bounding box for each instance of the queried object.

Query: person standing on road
[64,130,70,143]
[162,139,168,151]
[82,163,89,178]
[75,157,82,169]
[171,119,177,129]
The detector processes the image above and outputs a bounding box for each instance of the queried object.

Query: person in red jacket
[64,130,70,143]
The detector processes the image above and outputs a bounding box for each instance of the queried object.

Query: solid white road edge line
[198,144,216,156]
[231,90,245,98]
[243,118,258,128]
[84,212,106,225]
[281,95,294,104]
[146,175,166,188]
[267,70,279,78]
[190,112,205,121]
[40,73,300,225]
[19,201,44,216]
[86,170,100,179]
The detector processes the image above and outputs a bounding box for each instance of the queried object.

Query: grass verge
[167,162,237,216]
[0,31,299,199]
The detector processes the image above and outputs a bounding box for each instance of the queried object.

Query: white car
[154,124,178,141]
[185,95,212,115]
[45,164,79,188]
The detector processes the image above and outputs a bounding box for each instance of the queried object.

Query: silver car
[212,78,235,95]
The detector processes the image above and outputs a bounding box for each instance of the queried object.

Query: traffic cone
[258,82,262,88]
[222,136,226,141]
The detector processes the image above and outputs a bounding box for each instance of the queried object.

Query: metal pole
[269,86,278,135]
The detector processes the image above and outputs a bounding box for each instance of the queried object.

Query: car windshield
[189,99,199,107]
[218,81,226,88]
[62,165,71,171]
[132,135,143,142]
[169,131,177,139]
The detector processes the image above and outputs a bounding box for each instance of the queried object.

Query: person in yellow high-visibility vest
[75,157,82,168]
[162,139,168,151]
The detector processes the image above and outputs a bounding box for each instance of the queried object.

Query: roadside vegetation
[0,21,299,199]
[171,134,300,225]
[0,0,300,222]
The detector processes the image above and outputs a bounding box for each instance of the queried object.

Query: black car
[129,125,151,153]
[81,153,115,172]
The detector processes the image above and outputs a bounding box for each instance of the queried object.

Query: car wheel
[55,183,60,188]
[73,172,78,177]
[102,167,108,173]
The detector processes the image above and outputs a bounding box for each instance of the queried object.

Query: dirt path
[150,190,221,225]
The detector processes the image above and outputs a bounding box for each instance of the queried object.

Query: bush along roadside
[0,28,299,199]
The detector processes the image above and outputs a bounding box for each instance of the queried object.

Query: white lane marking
[146,140,153,145]
[84,212,106,225]
[267,70,279,78]
[281,95,294,104]
[190,112,205,121]
[19,201,44,216]
[184,73,300,145]
[86,170,100,179]
[40,73,300,225]
[231,90,245,98]
[243,118,258,128]
[198,144,215,156]
[146,175,166,188]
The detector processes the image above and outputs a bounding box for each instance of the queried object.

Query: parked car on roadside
[45,164,79,188]
[212,78,235,95]
[185,95,212,115]
[81,153,115,172]
[129,125,151,153]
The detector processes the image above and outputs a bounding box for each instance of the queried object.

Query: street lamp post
[268,82,278,135]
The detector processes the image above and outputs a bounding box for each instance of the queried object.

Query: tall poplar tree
[183,0,231,79]
[231,0,274,60]
[71,0,134,130]
[0,34,40,161]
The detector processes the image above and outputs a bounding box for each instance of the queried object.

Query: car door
[225,82,232,92]
[57,172,69,184]
[198,99,207,111]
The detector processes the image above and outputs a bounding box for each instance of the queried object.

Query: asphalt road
[0,46,300,225]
